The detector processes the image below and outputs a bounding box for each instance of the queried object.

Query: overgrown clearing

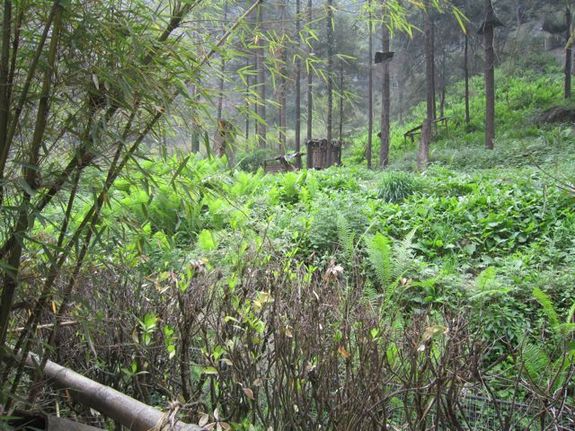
[4,62,574,429]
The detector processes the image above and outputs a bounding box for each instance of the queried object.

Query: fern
[392,228,417,280]
[366,231,420,306]
[367,233,393,287]
[522,342,551,381]
[362,283,381,310]
[532,287,559,328]
[336,214,355,262]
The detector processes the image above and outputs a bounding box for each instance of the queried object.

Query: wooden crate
[305,139,342,169]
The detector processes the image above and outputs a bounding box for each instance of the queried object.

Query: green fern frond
[337,214,355,261]
[392,228,417,280]
[362,283,381,310]
[522,342,551,381]
[532,287,559,328]
[367,233,393,287]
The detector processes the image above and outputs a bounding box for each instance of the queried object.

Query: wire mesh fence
[387,385,575,430]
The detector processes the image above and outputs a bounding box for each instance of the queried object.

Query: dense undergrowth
[9,57,575,429]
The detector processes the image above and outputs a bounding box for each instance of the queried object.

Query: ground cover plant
[8,136,574,428]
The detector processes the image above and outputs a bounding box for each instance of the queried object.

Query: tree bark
[255,3,267,147]
[295,0,302,167]
[217,2,228,121]
[439,51,446,119]
[306,0,313,143]
[338,60,344,141]
[484,0,496,150]
[0,0,63,351]
[0,0,12,202]
[326,0,334,165]
[418,5,433,170]
[245,57,250,141]
[367,0,373,169]
[379,23,390,169]
[565,7,572,99]
[431,16,437,121]
[464,31,470,126]
[278,0,287,153]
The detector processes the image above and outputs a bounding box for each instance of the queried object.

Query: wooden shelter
[305,139,343,169]
[402,116,450,144]
[263,153,302,173]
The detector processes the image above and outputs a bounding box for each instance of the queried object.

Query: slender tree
[481,0,500,150]
[245,57,250,141]
[418,3,433,170]
[431,15,437,121]
[255,2,267,147]
[565,6,572,99]
[217,1,228,121]
[338,60,344,141]
[367,0,373,169]
[295,0,302,167]
[326,0,334,165]
[439,50,447,119]
[0,0,13,203]
[379,21,391,168]
[278,0,288,153]
[306,0,313,144]
[464,30,470,127]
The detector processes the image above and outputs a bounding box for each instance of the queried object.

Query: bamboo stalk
[24,354,203,431]
[8,320,78,333]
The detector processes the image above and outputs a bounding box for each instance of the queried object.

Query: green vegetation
[21,61,574,424]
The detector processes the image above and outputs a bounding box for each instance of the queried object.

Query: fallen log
[8,410,104,430]
[23,354,203,431]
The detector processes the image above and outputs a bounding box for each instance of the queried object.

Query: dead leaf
[338,345,351,359]
[198,414,210,427]
[243,387,255,400]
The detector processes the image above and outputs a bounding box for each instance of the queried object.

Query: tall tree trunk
[484,0,496,150]
[255,3,267,147]
[278,0,287,153]
[306,0,313,145]
[295,0,302,167]
[326,0,334,165]
[439,51,446,119]
[464,31,470,126]
[367,0,373,169]
[0,0,63,353]
[379,23,390,168]
[431,16,437,121]
[245,57,250,141]
[217,2,228,121]
[418,5,433,170]
[565,7,572,99]
[0,0,13,203]
[338,60,344,141]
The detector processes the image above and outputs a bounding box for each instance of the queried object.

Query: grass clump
[378,170,422,203]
